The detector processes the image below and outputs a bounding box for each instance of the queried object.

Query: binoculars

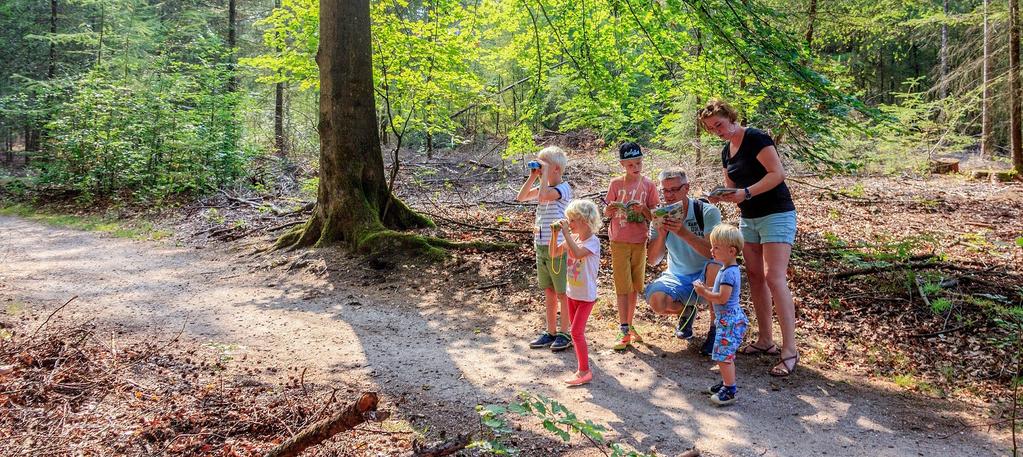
[527,160,543,170]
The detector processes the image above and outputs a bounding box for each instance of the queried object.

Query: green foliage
[245,0,485,150]
[504,124,536,160]
[825,233,929,268]
[300,177,319,200]
[243,0,877,163]
[0,0,255,203]
[477,392,655,457]
[930,297,952,315]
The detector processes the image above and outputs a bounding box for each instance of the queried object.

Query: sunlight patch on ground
[796,394,851,426]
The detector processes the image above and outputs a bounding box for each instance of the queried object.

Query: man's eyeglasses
[660,184,688,194]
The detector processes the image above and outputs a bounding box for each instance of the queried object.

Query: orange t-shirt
[606,176,659,243]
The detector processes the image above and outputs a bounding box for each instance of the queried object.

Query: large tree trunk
[274,81,287,156]
[805,0,817,50]
[227,0,238,92]
[940,0,949,99]
[1012,0,1023,173]
[49,0,57,79]
[272,0,288,157]
[276,0,431,252]
[982,0,995,158]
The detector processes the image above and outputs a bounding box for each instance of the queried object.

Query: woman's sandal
[770,355,799,377]
[738,343,780,356]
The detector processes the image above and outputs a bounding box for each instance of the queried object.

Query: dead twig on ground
[33,296,78,336]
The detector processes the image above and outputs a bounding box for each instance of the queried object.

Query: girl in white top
[549,199,603,386]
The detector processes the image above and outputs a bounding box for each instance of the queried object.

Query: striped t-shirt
[534,181,572,246]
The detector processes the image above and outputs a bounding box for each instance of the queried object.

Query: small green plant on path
[474,392,656,456]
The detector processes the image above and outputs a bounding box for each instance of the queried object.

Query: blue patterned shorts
[712,312,749,363]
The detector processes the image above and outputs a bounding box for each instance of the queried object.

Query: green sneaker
[612,332,631,351]
[628,325,643,344]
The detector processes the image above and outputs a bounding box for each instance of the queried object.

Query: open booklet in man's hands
[650,202,685,227]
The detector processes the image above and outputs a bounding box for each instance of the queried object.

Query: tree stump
[929,158,960,174]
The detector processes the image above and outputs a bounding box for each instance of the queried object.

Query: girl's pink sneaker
[564,371,593,386]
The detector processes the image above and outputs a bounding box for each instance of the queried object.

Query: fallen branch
[473,281,510,291]
[281,202,314,217]
[914,276,933,311]
[222,220,306,242]
[219,189,288,216]
[833,260,947,279]
[466,159,493,169]
[908,323,972,339]
[410,434,471,457]
[424,211,532,235]
[264,392,388,457]
[787,177,873,201]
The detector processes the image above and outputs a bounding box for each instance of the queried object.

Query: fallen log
[264,392,388,457]
[410,434,471,457]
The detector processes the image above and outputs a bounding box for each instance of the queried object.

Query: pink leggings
[567,297,596,372]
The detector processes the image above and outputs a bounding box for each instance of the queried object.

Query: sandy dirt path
[0,215,1012,456]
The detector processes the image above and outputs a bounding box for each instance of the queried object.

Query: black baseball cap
[619,142,643,160]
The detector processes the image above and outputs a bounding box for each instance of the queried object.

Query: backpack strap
[693,198,707,234]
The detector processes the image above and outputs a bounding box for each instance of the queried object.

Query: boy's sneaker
[700,326,716,356]
[674,304,697,339]
[707,382,724,394]
[710,386,737,406]
[612,332,632,351]
[529,332,557,349]
[628,325,643,344]
[551,333,573,352]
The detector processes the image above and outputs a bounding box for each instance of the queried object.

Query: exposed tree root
[273,195,511,258]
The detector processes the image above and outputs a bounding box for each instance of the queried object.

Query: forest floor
[1,140,1022,456]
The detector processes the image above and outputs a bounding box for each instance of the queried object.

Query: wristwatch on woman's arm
[743,187,752,200]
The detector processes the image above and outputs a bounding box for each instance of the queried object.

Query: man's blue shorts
[644,271,703,305]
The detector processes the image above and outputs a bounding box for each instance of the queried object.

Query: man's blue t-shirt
[649,198,721,276]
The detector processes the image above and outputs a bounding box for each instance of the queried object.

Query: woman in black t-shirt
[698,100,799,377]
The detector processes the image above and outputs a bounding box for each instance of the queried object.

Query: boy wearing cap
[604,142,659,350]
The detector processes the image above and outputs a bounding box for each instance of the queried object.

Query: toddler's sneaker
[551,333,573,352]
[707,382,724,394]
[529,332,557,349]
[674,304,697,339]
[710,385,737,406]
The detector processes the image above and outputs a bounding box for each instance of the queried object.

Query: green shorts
[535,245,567,293]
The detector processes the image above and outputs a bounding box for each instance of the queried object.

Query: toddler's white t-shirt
[566,235,601,302]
